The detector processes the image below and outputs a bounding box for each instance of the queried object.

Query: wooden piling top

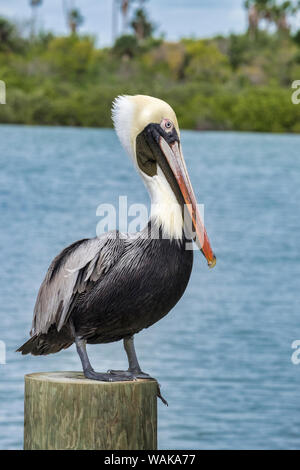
[25,370,155,384]
[24,371,158,450]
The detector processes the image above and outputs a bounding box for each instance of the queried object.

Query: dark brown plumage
[18,223,193,355]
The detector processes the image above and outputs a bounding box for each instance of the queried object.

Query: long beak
[159,137,216,268]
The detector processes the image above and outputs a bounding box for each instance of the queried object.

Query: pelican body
[18,95,216,386]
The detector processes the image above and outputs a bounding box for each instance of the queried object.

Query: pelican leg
[108,336,168,405]
[108,336,152,379]
[75,336,135,382]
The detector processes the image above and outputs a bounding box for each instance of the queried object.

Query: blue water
[0,125,300,450]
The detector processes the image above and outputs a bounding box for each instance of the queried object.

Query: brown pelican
[18,95,216,388]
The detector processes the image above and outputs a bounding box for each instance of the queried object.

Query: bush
[0,21,300,133]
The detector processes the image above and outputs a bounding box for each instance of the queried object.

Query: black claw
[156,383,168,406]
[85,369,168,404]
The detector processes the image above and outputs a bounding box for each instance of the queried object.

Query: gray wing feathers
[31,233,124,336]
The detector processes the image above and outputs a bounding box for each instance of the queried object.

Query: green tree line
[0,8,300,132]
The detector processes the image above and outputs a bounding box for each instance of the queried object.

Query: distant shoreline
[1,122,300,137]
[0,17,300,134]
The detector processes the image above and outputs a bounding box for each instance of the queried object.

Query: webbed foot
[84,369,136,382]
[107,369,153,380]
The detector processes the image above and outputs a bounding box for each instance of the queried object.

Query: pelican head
[112,94,216,268]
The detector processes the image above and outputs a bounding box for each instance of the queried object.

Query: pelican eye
[161,119,173,132]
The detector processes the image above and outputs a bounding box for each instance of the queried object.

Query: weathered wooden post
[24,372,157,450]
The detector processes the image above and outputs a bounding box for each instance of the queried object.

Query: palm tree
[121,0,129,33]
[62,1,84,35]
[245,1,260,36]
[112,0,119,42]
[270,1,300,32]
[131,7,153,41]
[111,0,151,43]
[29,0,42,37]
[245,0,276,34]
[68,8,84,34]
[245,0,300,34]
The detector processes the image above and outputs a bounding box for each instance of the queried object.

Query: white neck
[142,166,183,240]
[112,95,183,240]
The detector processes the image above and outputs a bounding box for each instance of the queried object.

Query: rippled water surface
[0,125,299,449]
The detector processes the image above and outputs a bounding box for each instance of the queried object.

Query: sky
[1,0,300,46]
